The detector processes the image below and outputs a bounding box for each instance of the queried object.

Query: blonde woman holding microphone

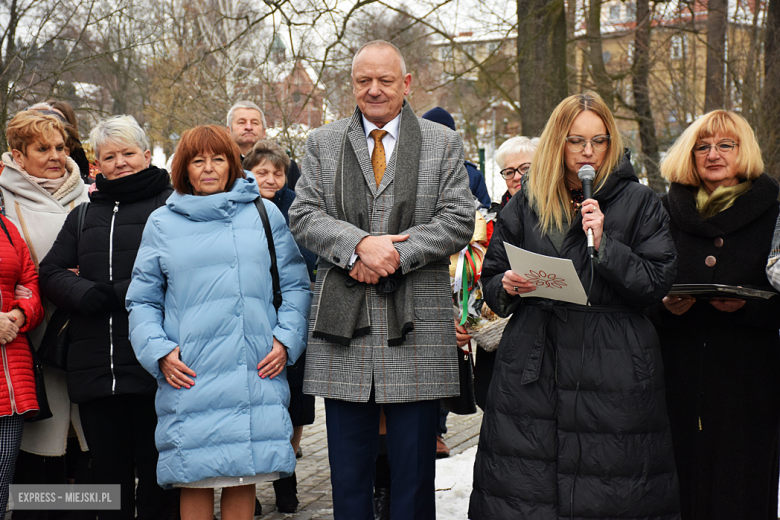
[469,92,679,520]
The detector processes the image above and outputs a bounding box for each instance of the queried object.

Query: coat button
[333,256,340,264]
[705,255,717,267]
[714,237,724,247]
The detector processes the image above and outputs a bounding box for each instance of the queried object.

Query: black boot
[373,486,391,520]
[254,497,262,516]
[273,472,299,513]
[374,444,391,520]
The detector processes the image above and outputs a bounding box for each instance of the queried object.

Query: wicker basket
[467,316,510,352]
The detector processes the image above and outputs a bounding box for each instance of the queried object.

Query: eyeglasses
[693,140,738,156]
[565,135,611,153]
[500,163,530,180]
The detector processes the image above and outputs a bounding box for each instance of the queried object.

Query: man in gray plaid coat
[289,40,474,519]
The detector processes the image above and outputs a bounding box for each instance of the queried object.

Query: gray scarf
[313,102,421,346]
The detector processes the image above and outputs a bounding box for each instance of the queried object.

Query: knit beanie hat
[421,107,456,131]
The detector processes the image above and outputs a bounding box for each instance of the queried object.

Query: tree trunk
[704,0,727,112]
[762,0,780,178]
[632,0,662,192]
[566,0,578,95]
[741,0,763,127]
[587,0,614,111]
[516,0,568,136]
[0,0,19,155]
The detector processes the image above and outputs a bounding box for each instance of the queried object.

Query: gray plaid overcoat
[289,105,475,403]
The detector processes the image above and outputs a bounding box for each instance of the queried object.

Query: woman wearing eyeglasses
[495,136,540,211]
[472,136,542,410]
[650,110,780,520]
[469,92,679,519]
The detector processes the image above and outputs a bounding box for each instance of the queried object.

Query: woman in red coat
[0,213,44,512]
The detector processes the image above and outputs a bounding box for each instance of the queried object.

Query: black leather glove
[93,283,121,311]
[78,288,110,314]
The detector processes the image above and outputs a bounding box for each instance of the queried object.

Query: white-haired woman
[469,92,679,519]
[1,111,90,502]
[39,115,177,519]
[473,135,541,410]
[494,136,540,210]
[652,110,780,519]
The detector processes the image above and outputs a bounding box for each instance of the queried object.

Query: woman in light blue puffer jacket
[126,125,312,520]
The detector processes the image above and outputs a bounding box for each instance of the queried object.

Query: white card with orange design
[503,242,588,305]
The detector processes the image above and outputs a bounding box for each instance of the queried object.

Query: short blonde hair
[527,91,623,233]
[660,110,763,186]
[6,112,67,155]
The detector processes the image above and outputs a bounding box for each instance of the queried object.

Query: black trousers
[12,445,93,520]
[79,394,176,520]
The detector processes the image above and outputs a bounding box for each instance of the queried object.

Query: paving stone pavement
[214,398,483,519]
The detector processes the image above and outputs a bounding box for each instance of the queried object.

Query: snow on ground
[435,446,477,519]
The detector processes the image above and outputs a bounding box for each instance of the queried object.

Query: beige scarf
[13,158,82,200]
[28,172,68,195]
[696,180,753,219]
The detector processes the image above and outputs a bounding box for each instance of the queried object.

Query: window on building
[609,3,622,21]
[670,34,686,60]
[440,46,453,62]
[626,1,636,18]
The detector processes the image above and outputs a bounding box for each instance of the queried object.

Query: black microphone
[577,165,596,258]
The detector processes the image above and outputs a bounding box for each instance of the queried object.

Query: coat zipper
[108,202,119,393]
[0,291,16,413]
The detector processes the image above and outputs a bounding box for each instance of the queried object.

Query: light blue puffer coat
[126,176,312,488]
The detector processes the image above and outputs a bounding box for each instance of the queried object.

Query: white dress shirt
[349,111,403,268]
[362,112,402,164]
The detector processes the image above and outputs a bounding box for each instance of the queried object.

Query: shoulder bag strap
[15,201,39,271]
[254,198,282,312]
[0,216,13,247]
[76,202,89,243]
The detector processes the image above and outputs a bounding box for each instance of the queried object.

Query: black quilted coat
[39,167,173,404]
[469,155,681,520]
[651,174,780,520]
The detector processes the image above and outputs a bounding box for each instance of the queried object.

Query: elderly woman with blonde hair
[651,110,780,520]
[1,111,90,502]
[469,91,679,519]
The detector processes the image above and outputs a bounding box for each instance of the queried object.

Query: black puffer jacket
[469,155,680,520]
[651,175,780,520]
[39,167,173,404]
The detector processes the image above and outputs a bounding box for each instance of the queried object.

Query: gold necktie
[370,129,389,187]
